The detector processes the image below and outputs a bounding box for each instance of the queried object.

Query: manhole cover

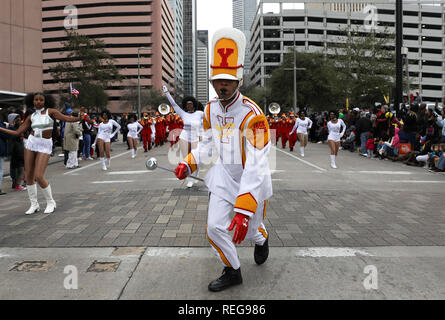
[87,261,120,272]
[10,261,56,272]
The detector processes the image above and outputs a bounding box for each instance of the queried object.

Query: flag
[70,83,80,97]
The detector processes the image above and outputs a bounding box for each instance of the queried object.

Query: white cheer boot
[25,184,40,215]
[330,155,337,169]
[300,147,305,157]
[100,158,107,171]
[41,184,56,214]
[106,158,111,168]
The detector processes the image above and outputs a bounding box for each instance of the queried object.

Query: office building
[42,0,175,112]
[196,30,209,105]
[250,0,445,102]
[233,0,259,78]
[183,0,197,97]
[0,0,42,105]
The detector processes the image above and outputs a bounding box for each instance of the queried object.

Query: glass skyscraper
[183,0,197,96]
[168,0,184,93]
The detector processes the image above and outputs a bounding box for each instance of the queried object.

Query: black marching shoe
[208,267,242,292]
[254,237,269,265]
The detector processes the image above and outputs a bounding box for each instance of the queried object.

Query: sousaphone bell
[158,103,171,115]
[268,102,280,115]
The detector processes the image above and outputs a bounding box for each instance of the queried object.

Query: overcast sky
[197,0,233,100]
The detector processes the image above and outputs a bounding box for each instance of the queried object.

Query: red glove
[229,213,250,244]
[174,163,188,180]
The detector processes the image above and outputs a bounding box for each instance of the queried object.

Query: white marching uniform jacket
[182,92,273,218]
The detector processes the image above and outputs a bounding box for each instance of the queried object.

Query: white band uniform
[290,117,313,135]
[127,122,143,139]
[207,193,268,270]
[327,119,346,142]
[25,109,54,155]
[97,119,121,143]
[25,134,53,155]
[165,90,203,143]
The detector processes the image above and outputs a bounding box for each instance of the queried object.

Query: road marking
[274,147,327,172]
[107,170,151,175]
[64,147,142,175]
[296,248,373,257]
[346,171,412,175]
[91,180,135,184]
[390,180,445,184]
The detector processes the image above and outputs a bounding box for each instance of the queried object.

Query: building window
[422,60,442,67]
[308,17,323,23]
[264,41,281,51]
[263,16,280,26]
[283,16,304,22]
[264,29,281,38]
[264,53,280,63]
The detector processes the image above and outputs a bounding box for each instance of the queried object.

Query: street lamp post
[138,47,151,120]
[395,0,403,109]
[283,28,306,113]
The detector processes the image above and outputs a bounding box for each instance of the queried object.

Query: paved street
[0,138,444,299]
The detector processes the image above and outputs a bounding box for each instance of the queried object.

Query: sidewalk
[0,246,444,299]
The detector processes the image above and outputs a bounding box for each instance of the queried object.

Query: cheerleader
[0,93,81,214]
[126,114,143,159]
[289,110,313,157]
[92,110,121,171]
[162,85,203,188]
[327,110,346,168]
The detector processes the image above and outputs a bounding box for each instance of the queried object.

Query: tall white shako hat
[210,27,246,84]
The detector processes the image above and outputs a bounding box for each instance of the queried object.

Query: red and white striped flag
[70,83,80,97]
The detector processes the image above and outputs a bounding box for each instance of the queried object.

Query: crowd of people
[0,94,191,197]
[267,94,445,172]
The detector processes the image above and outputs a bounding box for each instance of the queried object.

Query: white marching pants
[206,193,268,270]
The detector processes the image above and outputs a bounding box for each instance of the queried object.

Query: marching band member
[288,112,297,152]
[327,110,346,168]
[92,110,121,171]
[0,93,81,214]
[140,113,153,152]
[290,110,313,157]
[174,28,272,291]
[127,114,143,159]
[279,113,287,149]
[269,115,280,145]
[162,86,203,188]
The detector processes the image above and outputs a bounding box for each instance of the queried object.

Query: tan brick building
[42,0,175,113]
[0,0,43,105]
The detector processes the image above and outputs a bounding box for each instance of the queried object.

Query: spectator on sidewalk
[64,112,83,169]
[0,110,9,195]
[437,108,445,142]
[80,108,93,160]
[366,132,375,158]
[356,111,373,156]
[431,144,445,172]
[401,110,418,148]
[7,113,26,191]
